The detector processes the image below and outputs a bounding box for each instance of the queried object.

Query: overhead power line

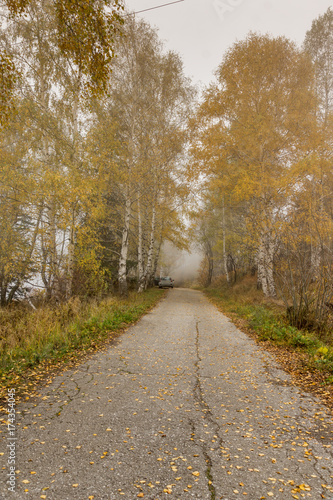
[125,0,185,16]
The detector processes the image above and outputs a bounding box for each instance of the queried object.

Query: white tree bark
[66,209,75,300]
[222,197,230,284]
[257,234,276,298]
[137,195,145,293]
[144,205,156,289]
[257,240,268,296]
[118,187,131,296]
[266,235,276,297]
[152,231,163,283]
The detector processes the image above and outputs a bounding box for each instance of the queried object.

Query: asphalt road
[1,288,333,499]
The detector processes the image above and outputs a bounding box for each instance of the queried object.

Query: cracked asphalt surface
[1,288,333,499]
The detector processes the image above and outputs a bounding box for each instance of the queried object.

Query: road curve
[1,288,333,499]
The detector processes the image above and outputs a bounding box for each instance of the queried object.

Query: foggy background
[157,242,202,287]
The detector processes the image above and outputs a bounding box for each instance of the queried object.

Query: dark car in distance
[158,277,174,289]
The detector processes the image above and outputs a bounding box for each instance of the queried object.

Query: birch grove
[0,7,194,304]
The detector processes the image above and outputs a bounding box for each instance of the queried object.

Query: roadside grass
[204,277,333,383]
[0,289,165,401]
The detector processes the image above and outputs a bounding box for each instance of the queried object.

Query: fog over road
[1,289,333,499]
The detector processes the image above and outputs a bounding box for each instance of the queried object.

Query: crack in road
[194,321,224,446]
[49,379,81,419]
[191,320,225,499]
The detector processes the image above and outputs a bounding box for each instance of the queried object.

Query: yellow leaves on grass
[317,346,329,357]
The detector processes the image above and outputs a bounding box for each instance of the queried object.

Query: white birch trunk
[257,234,276,298]
[257,239,269,296]
[144,206,156,290]
[152,233,163,283]
[66,210,75,300]
[266,235,276,297]
[137,196,145,293]
[118,188,131,296]
[222,197,230,284]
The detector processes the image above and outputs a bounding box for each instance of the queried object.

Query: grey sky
[124,0,333,88]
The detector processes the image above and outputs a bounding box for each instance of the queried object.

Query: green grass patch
[0,289,165,393]
[204,284,333,378]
